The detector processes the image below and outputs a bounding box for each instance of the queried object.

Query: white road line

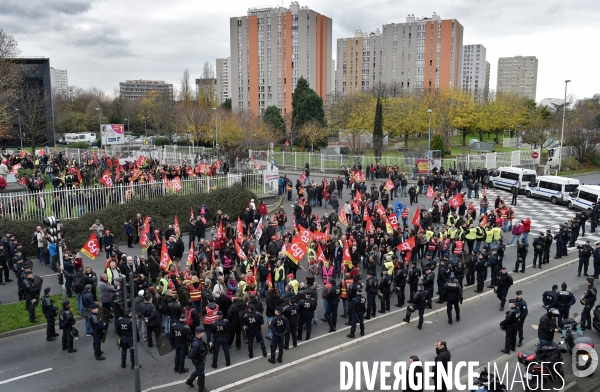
[0,368,52,385]
[143,257,578,392]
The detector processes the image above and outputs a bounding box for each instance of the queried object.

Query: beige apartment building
[496,56,538,100]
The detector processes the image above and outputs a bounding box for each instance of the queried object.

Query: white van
[489,167,537,193]
[567,184,600,211]
[524,176,579,205]
[66,133,97,145]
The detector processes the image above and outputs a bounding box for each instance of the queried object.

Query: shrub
[560,157,580,171]
[1,185,255,257]
[154,137,171,146]
[17,168,51,185]
[67,142,90,149]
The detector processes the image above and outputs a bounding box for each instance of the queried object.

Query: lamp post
[558,80,571,173]
[212,107,218,148]
[427,109,432,176]
[124,118,130,144]
[95,107,101,134]
[142,116,148,138]
[15,109,23,150]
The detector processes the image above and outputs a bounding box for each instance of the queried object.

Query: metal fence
[271,149,542,173]
[0,173,265,221]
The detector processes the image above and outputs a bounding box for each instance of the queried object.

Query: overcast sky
[2,0,598,102]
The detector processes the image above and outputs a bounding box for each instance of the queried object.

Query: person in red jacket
[258,201,268,224]
[522,218,531,245]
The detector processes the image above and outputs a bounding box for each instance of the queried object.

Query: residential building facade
[215,57,231,104]
[335,13,463,95]
[496,55,538,100]
[229,1,333,116]
[461,44,488,96]
[119,79,174,100]
[50,67,68,96]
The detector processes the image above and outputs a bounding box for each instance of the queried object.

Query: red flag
[351,201,360,215]
[387,213,399,230]
[397,236,416,252]
[449,193,464,209]
[215,159,222,169]
[106,158,112,168]
[342,242,352,269]
[114,157,120,170]
[376,203,386,217]
[365,217,375,233]
[339,212,349,227]
[363,206,369,221]
[131,166,141,181]
[427,186,435,198]
[266,264,272,287]
[217,221,223,240]
[383,215,393,234]
[316,243,327,264]
[80,232,101,260]
[136,155,147,168]
[468,201,475,211]
[236,217,244,245]
[384,178,395,192]
[299,172,307,183]
[19,150,26,158]
[354,190,362,203]
[10,164,21,175]
[38,147,46,156]
[187,244,195,266]
[140,216,151,252]
[411,208,421,227]
[324,224,330,241]
[159,239,172,270]
[171,176,183,192]
[285,235,308,265]
[235,241,247,260]
[174,215,180,239]
[75,168,82,183]
[100,169,113,187]
[480,213,488,227]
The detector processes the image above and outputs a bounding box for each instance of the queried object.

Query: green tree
[221,98,232,110]
[430,133,445,157]
[291,77,324,133]
[372,96,383,162]
[262,105,286,141]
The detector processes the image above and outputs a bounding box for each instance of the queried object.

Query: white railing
[0,173,267,221]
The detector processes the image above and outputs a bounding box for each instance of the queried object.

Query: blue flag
[394,201,406,218]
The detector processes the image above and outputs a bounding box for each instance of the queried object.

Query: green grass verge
[0,293,81,334]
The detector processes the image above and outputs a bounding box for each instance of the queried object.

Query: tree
[327,92,374,153]
[217,111,273,169]
[430,133,445,157]
[0,29,22,141]
[298,119,327,151]
[520,103,553,148]
[17,85,50,150]
[291,77,324,133]
[197,61,218,108]
[178,68,193,104]
[263,105,286,141]
[372,96,384,162]
[221,98,232,110]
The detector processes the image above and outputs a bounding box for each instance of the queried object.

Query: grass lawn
[558,164,600,176]
[0,293,80,334]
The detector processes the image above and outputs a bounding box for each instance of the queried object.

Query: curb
[0,315,85,340]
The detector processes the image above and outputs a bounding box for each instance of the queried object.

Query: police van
[567,184,600,211]
[489,167,537,193]
[524,176,579,205]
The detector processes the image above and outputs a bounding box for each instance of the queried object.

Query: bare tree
[17,85,49,149]
[0,29,22,140]
[178,68,194,103]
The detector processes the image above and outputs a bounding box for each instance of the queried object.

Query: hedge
[1,184,255,257]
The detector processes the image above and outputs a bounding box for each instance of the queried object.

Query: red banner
[480,214,488,227]
[171,176,182,192]
[316,243,327,264]
[299,172,307,183]
[100,169,113,187]
[131,166,141,182]
[385,178,395,192]
[285,235,307,265]
[339,212,349,227]
[365,217,375,233]
[217,221,224,240]
[235,241,247,260]
[10,164,20,175]
[159,239,171,270]
[397,236,416,252]
[174,216,180,239]
[80,232,101,260]
[449,193,464,209]
[427,186,435,198]
[342,242,352,269]
[136,155,147,168]
[187,243,195,266]
[387,213,399,230]
[236,217,244,245]
[140,216,151,252]
[412,208,421,227]
[376,203,386,218]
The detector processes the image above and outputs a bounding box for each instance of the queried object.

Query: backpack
[159,299,169,315]
[72,275,84,294]
[184,307,194,327]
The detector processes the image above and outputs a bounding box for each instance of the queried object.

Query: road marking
[41,273,58,277]
[0,368,52,385]
[143,257,578,392]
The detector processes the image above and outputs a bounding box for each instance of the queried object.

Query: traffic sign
[532,151,539,159]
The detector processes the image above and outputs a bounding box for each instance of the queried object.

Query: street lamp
[95,107,101,136]
[15,108,22,150]
[558,80,571,173]
[212,108,218,148]
[141,116,148,138]
[124,118,130,144]
[427,109,433,176]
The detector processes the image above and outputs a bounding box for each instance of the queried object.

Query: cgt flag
[173,216,180,239]
[339,211,349,227]
[100,169,113,187]
[235,241,247,261]
[449,193,464,209]
[80,232,101,260]
[187,243,195,266]
[384,178,395,192]
[159,239,172,270]
[411,208,421,228]
[427,186,435,199]
[236,217,244,245]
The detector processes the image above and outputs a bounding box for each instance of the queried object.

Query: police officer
[170,313,192,373]
[347,287,366,338]
[580,278,597,330]
[116,309,138,369]
[454,255,465,287]
[185,328,209,392]
[465,250,476,287]
[378,270,392,312]
[59,300,77,353]
[444,275,463,324]
[555,282,576,327]
[422,268,435,309]
[515,290,528,347]
[268,306,288,364]
[538,308,561,348]
[435,260,449,304]
[41,287,59,341]
[365,272,378,318]
[407,261,421,303]
[403,282,428,330]
[543,230,553,265]
[591,203,600,233]
[532,232,545,269]
[542,285,558,310]
[210,311,230,368]
[500,299,520,354]
[242,304,267,358]
[282,298,299,349]
[515,238,529,272]
[88,303,108,360]
[474,253,488,293]
[578,240,593,277]
[496,266,513,311]
[497,239,506,266]
[22,270,40,323]
[394,263,408,307]
[488,249,500,288]
[554,225,565,259]
[297,292,316,341]
[593,242,600,279]
[325,279,341,332]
